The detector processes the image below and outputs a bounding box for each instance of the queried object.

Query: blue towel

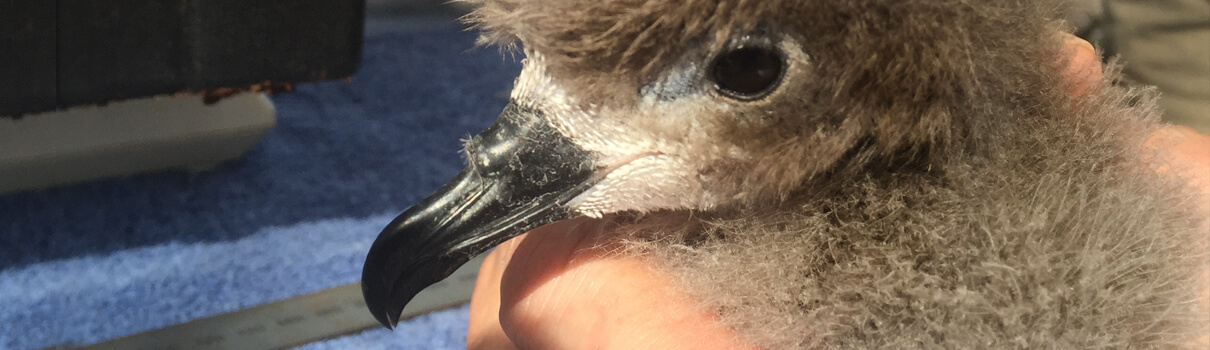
[0,25,521,350]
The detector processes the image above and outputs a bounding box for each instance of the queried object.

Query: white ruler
[56,255,484,350]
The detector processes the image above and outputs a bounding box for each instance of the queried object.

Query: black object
[362,103,599,328]
[0,0,365,117]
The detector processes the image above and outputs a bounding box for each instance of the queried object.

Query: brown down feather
[459,0,1209,348]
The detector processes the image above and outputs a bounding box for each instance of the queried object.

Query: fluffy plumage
[461,0,1208,348]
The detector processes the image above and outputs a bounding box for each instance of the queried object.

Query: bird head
[362,0,1068,327]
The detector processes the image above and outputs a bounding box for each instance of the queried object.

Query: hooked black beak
[361,102,598,328]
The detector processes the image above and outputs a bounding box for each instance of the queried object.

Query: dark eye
[711,46,785,100]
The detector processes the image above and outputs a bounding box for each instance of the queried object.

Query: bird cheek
[569,155,708,218]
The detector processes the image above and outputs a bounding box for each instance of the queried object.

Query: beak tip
[380,312,399,330]
[361,279,402,330]
[366,303,401,330]
[372,308,400,330]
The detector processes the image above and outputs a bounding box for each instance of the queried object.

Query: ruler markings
[52,255,486,350]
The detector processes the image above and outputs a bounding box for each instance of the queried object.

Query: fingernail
[1064,34,1095,54]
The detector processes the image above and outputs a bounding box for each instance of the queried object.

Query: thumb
[468,217,755,350]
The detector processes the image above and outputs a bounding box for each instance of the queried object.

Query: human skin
[465,34,1210,350]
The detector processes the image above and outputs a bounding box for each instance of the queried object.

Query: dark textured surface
[56,0,190,105]
[1,26,519,349]
[0,0,57,115]
[0,0,366,116]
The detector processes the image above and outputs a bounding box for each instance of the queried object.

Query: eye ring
[710,45,786,100]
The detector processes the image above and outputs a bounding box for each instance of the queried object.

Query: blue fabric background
[0,26,520,349]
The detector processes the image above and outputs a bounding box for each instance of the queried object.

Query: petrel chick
[363,0,1209,347]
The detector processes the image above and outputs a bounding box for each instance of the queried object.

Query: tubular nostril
[464,138,499,178]
[474,151,498,177]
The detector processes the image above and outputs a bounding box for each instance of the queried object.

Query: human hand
[1055,32,1209,198]
[465,33,1209,350]
[466,217,754,349]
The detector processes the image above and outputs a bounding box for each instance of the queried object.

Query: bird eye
[711,46,785,100]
